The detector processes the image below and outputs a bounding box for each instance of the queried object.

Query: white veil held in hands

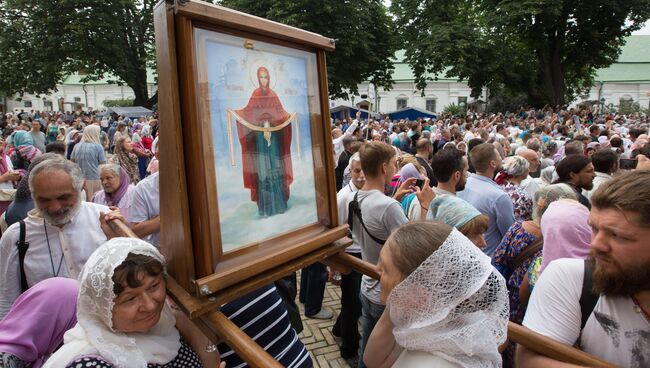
[44,237,180,368]
[388,228,509,368]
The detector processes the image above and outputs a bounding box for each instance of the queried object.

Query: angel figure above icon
[226,66,300,217]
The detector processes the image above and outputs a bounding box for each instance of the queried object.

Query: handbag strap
[348,192,386,245]
[511,236,543,274]
[16,219,29,293]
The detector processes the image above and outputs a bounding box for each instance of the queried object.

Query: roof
[386,107,437,120]
[392,50,457,82]
[107,106,154,117]
[329,105,382,119]
[594,63,650,83]
[593,35,650,82]
[391,35,650,84]
[60,69,157,85]
[616,35,650,63]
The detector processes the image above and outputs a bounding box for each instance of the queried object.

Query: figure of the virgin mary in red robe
[234,66,293,216]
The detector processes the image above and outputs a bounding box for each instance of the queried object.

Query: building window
[397,98,407,110]
[23,101,32,108]
[457,96,468,106]
[43,100,53,109]
[74,97,82,102]
[425,99,437,112]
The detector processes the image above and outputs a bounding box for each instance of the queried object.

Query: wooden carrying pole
[111,218,615,367]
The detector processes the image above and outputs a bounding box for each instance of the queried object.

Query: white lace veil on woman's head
[44,237,180,368]
[388,228,509,368]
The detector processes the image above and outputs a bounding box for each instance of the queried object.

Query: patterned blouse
[492,222,541,324]
[502,182,533,222]
[64,339,202,368]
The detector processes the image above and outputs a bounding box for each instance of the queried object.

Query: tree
[0,0,156,108]
[391,0,650,107]
[219,0,398,98]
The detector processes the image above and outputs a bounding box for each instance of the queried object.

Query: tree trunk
[130,67,150,107]
[549,40,566,107]
[536,41,567,107]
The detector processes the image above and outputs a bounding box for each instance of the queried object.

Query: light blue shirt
[458,173,515,257]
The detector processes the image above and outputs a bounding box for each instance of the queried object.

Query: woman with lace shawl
[44,238,221,368]
[364,221,509,368]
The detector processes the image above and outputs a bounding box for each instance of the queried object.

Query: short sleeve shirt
[71,142,105,180]
[523,258,650,367]
[128,172,160,247]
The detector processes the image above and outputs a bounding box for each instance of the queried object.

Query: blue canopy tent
[330,105,381,121]
[386,107,437,121]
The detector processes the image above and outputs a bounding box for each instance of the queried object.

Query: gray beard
[40,198,82,226]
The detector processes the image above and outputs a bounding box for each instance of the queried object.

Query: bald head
[518,148,540,172]
[416,138,432,154]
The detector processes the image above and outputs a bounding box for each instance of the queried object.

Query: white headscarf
[388,228,509,368]
[81,124,101,144]
[44,238,180,368]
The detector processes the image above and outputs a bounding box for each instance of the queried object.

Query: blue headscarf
[13,131,34,148]
[427,194,481,229]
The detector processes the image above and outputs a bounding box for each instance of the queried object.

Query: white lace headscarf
[44,238,180,368]
[388,228,509,368]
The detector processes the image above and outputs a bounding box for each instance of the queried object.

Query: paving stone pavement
[297,275,357,368]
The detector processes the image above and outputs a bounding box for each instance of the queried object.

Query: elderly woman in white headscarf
[495,156,533,221]
[45,238,220,368]
[364,221,509,368]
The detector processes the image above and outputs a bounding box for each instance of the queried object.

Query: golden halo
[248,57,278,90]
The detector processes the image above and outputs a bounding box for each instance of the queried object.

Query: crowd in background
[0,104,648,368]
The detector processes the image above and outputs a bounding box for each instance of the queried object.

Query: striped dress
[217,284,312,368]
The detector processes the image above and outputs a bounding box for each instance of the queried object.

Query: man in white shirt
[584,149,617,200]
[0,158,116,318]
[518,170,650,367]
[333,152,365,364]
[431,147,468,196]
[129,171,160,247]
[333,112,359,167]
[518,148,542,198]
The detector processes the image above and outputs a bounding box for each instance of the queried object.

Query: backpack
[579,258,599,330]
[16,220,29,293]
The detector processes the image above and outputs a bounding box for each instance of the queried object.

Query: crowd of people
[0,105,647,368]
[320,107,650,367]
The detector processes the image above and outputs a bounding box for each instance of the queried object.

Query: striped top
[217,284,312,368]
[71,142,105,180]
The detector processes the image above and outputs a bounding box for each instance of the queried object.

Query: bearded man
[0,158,120,318]
[554,154,596,209]
[518,170,650,367]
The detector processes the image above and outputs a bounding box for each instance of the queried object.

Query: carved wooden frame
[154,0,342,296]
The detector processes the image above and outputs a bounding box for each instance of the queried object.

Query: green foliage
[103,97,135,107]
[391,0,650,107]
[442,103,465,117]
[0,0,156,107]
[219,0,398,99]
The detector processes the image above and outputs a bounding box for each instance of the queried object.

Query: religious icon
[195,29,319,253]
[226,67,300,217]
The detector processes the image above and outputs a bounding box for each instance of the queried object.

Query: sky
[633,22,650,34]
